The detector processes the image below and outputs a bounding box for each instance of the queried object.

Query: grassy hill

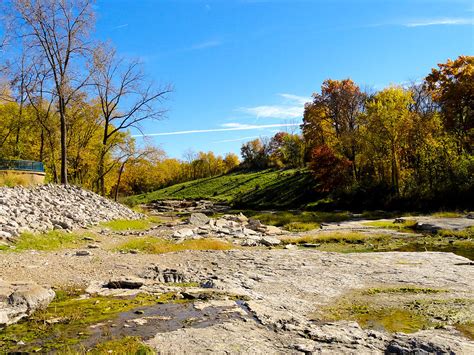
[125,169,318,209]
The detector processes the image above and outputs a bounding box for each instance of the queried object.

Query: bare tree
[11,0,95,184]
[91,43,171,195]
[24,60,60,182]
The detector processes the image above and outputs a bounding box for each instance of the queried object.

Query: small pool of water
[391,244,474,261]
[81,301,248,350]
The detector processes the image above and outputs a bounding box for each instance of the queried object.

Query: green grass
[362,219,418,232]
[0,230,87,252]
[246,210,351,231]
[123,169,318,209]
[363,286,448,295]
[282,232,388,245]
[91,336,155,354]
[115,236,233,254]
[430,211,463,218]
[437,226,474,239]
[100,217,162,231]
[0,290,180,353]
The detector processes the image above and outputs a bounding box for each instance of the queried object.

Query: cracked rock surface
[1,248,473,353]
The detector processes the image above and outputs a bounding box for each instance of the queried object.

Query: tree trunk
[60,106,68,185]
[39,129,44,162]
[114,162,126,201]
[391,144,399,194]
[98,150,106,196]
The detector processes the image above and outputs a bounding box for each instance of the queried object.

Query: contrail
[132,123,300,137]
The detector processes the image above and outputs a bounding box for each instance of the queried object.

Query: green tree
[362,86,414,194]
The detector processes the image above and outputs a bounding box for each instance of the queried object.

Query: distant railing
[0,159,45,173]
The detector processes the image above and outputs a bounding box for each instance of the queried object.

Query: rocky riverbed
[0,188,473,353]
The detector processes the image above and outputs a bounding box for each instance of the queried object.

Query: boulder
[173,228,195,239]
[0,280,55,327]
[259,236,281,246]
[105,276,145,290]
[414,222,441,233]
[265,225,283,235]
[189,213,210,226]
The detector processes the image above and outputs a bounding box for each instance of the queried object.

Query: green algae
[90,336,155,354]
[0,291,182,353]
[363,286,448,295]
[316,288,474,337]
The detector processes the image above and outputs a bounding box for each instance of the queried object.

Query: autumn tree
[425,55,474,152]
[362,86,414,194]
[10,0,95,184]
[223,153,240,172]
[240,139,269,169]
[309,144,351,192]
[302,79,366,178]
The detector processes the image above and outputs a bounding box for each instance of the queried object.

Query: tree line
[0,0,241,197]
[239,56,473,208]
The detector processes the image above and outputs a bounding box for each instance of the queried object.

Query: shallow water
[391,244,474,261]
[81,301,247,350]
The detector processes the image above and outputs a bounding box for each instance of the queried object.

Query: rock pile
[172,213,284,246]
[148,200,229,214]
[0,279,55,327]
[0,184,141,239]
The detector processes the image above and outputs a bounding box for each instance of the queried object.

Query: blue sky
[95,0,473,159]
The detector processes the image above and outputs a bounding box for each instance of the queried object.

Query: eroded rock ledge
[0,279,55,327]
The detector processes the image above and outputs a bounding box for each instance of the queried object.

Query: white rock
[173,228,195,239]
[259,236,281,246]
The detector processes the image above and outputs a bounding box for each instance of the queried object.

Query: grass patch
[91,336,154,354]
[362,219,417,232]
[124,169,318,209]
[0,291,180,353]
[246,210,351,231]
[456,323,474,340]
[363,286,448,295]
[0,230,87,252]
[282,232,388,245]
[115,237,233,254]
[284,222,320,232]
[100,217,162,231]
[437,226,474,239]
[431,211,463,218]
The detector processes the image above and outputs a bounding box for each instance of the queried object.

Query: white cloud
[240,105,303,119]
[239,93,310,119]
[405,18,474,27]
[278,93,310,105]
[133,123,300,138]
